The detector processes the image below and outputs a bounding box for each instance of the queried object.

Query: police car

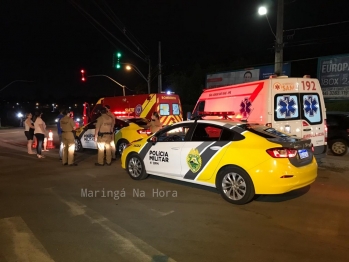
[74,117,150,154]
[121,113,318,205]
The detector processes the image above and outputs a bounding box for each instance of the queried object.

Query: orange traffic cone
[32,136,37,148]
[47,130,55,149]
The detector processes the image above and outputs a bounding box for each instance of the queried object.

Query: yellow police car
[121,119,318,205]
[74,117,150,154]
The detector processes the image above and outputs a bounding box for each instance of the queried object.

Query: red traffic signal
[81,69,86,81]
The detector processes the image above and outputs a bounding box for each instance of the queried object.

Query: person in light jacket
[33,111,46,158]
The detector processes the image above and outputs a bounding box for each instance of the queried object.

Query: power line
[284,20,349,32]
[98,0,149,56]
[91,0,149,58]
[69,0,147,62]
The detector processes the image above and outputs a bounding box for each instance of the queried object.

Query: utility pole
[148,58,151,94]
[158,41,162,93]
[275,0,284,75]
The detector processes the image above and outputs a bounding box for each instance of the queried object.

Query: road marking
[0,216,55,262]
[0,131,22,135]
[85,172,96,178]
[150,209,175,217]
[129,199,175,217]
[47,188,177,262]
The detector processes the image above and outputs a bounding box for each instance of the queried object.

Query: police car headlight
[55,118,58,122]
[17,113,23,118]
[76,118,80,122]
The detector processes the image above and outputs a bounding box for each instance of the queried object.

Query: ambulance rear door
[271,77,326,158]
[158,94,183,126]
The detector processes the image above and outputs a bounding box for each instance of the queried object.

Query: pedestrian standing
[94,108,113,166]
[33,111,46,159]
[56,109,65,160]
[105,105,116,160]
[60,110,77,166]
[24,112,36,154]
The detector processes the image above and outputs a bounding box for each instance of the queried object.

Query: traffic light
[81,69,86,81]
[115,52,122,69]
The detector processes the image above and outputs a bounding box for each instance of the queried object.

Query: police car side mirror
[150,136,157,145]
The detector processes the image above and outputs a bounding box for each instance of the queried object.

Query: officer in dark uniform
[94,108,113,166]
[105,105,116,160]
[60,110,77,166]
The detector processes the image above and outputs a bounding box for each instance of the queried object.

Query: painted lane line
[47,188,177,262]
[0,216,55,262]
[129,199,175,218]
[0,131,22,135]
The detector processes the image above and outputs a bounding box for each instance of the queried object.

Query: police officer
[105,105,116,160]
[94,108,113,166]
[60,110,77,166]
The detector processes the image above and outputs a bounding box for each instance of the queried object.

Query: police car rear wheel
[330,139,347,156]
[127,154,148,180]
[117,139,129,156]
[216,167,255,205]
[75,138,83,152]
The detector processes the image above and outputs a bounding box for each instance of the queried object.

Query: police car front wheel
[216,166,255,205]
[126,154,148,180]
[117,139,129,156]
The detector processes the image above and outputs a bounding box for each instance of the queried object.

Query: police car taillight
[137,129,151,135]
[266,148,297,158]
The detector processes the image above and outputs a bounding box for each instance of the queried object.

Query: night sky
[2,0,349,100]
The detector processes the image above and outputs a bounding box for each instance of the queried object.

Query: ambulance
[191,75,327,160]
[83,92,183,126]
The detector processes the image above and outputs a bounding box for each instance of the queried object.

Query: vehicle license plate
[298,149,309,159]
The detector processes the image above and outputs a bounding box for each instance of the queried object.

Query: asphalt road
[0,127,349,262]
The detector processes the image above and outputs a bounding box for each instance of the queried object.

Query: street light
[124,63,150,94]
[258,0,284,75]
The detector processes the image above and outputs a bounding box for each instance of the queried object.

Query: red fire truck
[83,92,183,126]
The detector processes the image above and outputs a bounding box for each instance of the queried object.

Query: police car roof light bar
[197,111,235,117]
[196,111,236,121]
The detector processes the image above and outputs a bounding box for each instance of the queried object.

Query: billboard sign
[317,54,349,99]
[206,63,291,88]
[206,69,259,88]
[258,63,291,80]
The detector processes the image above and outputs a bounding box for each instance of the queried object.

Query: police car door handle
[171,147,180,150]
[210,146,221,151]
